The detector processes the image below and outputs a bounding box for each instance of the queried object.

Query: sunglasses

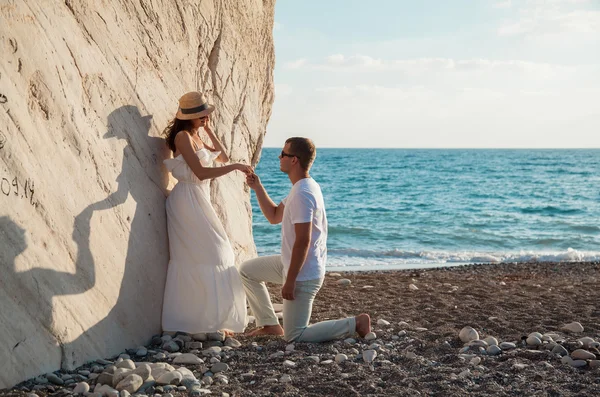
[280,150,297,158]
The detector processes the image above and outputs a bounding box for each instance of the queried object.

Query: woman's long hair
[163,118,194,152]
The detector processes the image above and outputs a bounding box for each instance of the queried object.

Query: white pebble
[561,322,584,333]
[283,360,296,367]
[364,332,377,341]
[335,354,348,364]
[526,336,542,346]
[459,326,479,343]
[280,374,292,383]
[73,382,90,394]
[337,279,351,286]
[408,284,419,291]
[363,350,377,363]
[377,319,390,326]
[578,337,598,349]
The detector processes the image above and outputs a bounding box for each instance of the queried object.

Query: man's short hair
[286,137,316,171]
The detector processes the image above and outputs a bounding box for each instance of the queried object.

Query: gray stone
[173,353,203,365]
[192,333,208,342]
[211,363,229,373]
[552,344,569,357]
[136,348,148,357]
[499,342,517,350]
[224,338,241,348]
[46,374,64,385]
[487,345,502,356]
[571,349,595,360]
[185,342,204,350]
[207,331,226,342]
[162,341,180,353]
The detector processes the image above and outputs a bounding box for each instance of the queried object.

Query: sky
[264,0,600,148]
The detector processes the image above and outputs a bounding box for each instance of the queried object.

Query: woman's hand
[202,115,212,133]
[234,163,254,175]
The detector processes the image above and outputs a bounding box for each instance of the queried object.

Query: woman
[161,91,250,334]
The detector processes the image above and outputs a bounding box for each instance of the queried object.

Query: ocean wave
[518,206,584,216]
[327,248,600,265]
[569,225,600,233]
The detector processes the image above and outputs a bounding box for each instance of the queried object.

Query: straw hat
[176,91,215,120]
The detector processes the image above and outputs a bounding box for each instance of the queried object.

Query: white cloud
[284,58,307,69]
[283,55,574,81]
[494,0,512,8]
[275,83,293,98]
[497,0,600,36]
[268,53,599,148]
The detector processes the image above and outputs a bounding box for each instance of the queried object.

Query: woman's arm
[176,131,251,180]
[203,117,230,163]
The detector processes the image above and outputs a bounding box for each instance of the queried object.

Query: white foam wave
[327,247,600,268]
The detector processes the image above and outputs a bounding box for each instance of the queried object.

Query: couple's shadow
[1,105,170,374]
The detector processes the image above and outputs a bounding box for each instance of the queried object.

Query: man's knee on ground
[284,327,303,343]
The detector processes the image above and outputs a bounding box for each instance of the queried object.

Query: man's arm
[247,173,285,224]
[281,222,312,300]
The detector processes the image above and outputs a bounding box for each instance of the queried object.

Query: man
[240,137,371,342]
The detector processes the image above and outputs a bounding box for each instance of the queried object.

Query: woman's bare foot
[221,329,235,337]
[355,313,371,337]
[246,325,284,337]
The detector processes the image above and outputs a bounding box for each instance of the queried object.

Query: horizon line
[261,146,600,150]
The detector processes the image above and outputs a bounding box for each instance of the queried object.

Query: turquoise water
[251,149,600,270]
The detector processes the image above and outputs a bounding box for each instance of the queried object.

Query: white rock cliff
[0,0,275,388]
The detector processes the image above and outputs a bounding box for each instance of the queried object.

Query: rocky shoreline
[3,261,600,396]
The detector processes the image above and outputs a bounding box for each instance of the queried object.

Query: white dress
[161,148,248,333]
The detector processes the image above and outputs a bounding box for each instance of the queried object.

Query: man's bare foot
[246,325,284,337]
[355,313,371,337]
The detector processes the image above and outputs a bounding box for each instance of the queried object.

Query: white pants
[239,255,356,342]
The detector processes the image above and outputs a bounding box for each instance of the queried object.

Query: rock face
[0,0,275,388]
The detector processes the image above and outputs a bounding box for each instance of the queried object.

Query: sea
[250,148,600,271]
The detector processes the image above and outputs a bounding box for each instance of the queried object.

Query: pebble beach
[3,262,600,396]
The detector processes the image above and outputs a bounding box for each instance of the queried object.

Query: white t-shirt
[280,177,328,282]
